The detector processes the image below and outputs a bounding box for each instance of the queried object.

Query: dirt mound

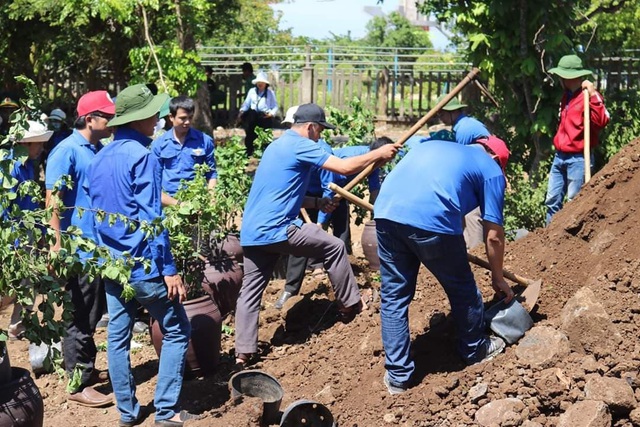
[5,138,640,426]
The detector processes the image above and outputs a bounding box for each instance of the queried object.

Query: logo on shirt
[192,148,204,156]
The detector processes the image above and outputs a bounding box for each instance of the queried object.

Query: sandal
[338,301,363,324]
[233,353,253,372]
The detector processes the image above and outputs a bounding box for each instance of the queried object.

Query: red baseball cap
[476,135,510,171]
[76,90,116,117]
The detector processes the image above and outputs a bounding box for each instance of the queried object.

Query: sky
[270,0,450,50]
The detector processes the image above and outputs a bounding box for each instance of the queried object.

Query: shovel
[466,253,541,312]
[329,189,543,312]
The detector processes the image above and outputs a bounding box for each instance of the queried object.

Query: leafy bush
[503,159,550,236]
[597,89,640,166]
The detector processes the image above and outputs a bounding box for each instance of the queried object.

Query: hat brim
[548,67,593,79]
[20,130,54,143]
[317,121,336,130]
[108,93,169,127]
[442,103,467,111]
[252,78,270,85]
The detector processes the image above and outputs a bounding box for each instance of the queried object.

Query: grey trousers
[235,223,361,354]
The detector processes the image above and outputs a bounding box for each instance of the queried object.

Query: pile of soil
[4,137,640,426]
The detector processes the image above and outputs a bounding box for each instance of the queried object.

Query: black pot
[0,367,44,427]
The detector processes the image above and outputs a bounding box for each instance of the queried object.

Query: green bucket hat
[548,55,593,79]
[436,94,467,111]
[108,84,170,127]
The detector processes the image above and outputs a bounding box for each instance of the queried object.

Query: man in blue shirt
[87,84,196,427]
[151,95,217,207]
[45,90,115,408]
[374,137,513,395]
[436,95,492,249]
[436,95,490,146]
[236,103,398,366]
[274,138,392,309]
[4,121,52,339]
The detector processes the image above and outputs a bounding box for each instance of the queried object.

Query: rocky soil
[4,135,640,426]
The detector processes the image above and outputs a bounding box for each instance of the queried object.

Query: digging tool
[466,253,541,312]
[334,190,542,312]
[300,207,313,224]
[473,78,500,108]
[338,67,482,195]
[583,88,591,183]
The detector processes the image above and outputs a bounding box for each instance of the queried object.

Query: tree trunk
[174,0,212,134]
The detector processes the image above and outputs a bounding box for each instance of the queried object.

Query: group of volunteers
[1,53,609,425]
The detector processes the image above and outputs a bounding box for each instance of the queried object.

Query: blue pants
[545,152,592,225]
[105,278,190,423]
[376,219,486,386]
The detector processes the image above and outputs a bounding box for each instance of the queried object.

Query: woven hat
[108,84,169,127]
[548,55,593,79]
[436,95,467,111]
[18,120,53,143]
[252,72,270,85]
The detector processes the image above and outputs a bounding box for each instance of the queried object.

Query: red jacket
[553,89,610,154]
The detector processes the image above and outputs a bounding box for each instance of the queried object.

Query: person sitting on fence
[237,71,278,157]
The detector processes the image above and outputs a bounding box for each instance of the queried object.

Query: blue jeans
[105,278,190,423]
[376,219,486,386]
[545,152,593,225]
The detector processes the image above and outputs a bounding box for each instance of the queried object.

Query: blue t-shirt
[317,145,381,224]
[45,130,98,240]
[151,127,217,196]
[86,127,177,281]
[240,130,331,246]
[10,158,38,212]
[307,139,333,196]
[374,140,505,235]
[453,114,490,145]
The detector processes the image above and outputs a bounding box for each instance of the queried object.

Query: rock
[560,287,622,357]
[557,400,611,427]
[383,413,397,423]
[468,383,488,403]
[515,326,570,368]
[584,376,637,414]
[475,398,525,426]
[629,407,640,426]
[521,421,543,427]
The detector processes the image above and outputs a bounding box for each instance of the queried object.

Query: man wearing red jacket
[544,54,610,225]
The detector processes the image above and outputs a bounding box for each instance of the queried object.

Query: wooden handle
[583,88,591,183]
[328,183,374,212]
[339,67,482,195]
[466,253,534,287]
[300,207,312,224]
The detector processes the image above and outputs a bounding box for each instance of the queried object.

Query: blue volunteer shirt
[10,158,38,212]
[317,145,381,224]
[86,127,177,281]
[151,127,217,196]
[453,114,490,145]
[306,139,333,196]
[45,130,98,241]
[240,130,331,246]
[374,140,505,234]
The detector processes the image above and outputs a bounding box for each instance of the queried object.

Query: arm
[321,144,398,176]
[161,192,179,208]
[239,90,253,115]
[483,221,513,303]
[45,189,64,252]
[582,82,610,128]
[265,89,279,117]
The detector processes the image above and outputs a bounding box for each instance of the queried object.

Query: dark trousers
[63,274,105,392]
[327,199,352,255]
[242,109,273,156]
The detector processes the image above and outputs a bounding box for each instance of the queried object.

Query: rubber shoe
[96,313,109,329]
[479,336,506,363]
[383,372,407,395]
[274,291,293,310]
[7,322,26,340]
[155,410,201,426]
